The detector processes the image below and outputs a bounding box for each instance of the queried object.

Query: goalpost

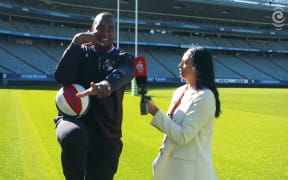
[117,0,139,96]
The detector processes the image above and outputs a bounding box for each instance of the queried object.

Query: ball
[55,83,90,117]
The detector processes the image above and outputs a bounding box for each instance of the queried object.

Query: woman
[146,47,221,180]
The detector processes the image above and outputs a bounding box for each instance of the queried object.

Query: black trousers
[55,117,122,180]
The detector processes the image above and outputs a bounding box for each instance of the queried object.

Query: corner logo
[272,7,286,30]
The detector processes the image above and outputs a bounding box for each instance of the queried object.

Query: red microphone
[134,56,147,94]
[134,56,149,115]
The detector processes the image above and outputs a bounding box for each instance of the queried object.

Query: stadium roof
[181,0,288,10]
[1,0,287,24]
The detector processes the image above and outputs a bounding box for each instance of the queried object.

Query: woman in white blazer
[146,47,221,180]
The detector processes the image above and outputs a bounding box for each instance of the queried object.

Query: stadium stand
[214,54,274,80]
[0,0,287,87]
[0,42,57,74]
[0,44,41,74]
[270,56,288,71]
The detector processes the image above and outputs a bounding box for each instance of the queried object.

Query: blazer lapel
[167,86,186,119]
[173,90,198,124]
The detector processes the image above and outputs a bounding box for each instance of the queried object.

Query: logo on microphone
[272,7,286,30]
[134,56,147,77]
[136,61,145,74]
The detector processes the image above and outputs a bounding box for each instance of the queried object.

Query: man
[54,12,134,180]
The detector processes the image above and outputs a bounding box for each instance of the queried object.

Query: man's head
[91,12,115,50]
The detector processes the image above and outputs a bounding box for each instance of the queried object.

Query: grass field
[0,86,287,180]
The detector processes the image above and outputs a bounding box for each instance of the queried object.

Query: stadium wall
[1,73,288,88]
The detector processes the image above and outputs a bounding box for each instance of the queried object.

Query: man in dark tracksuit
[54,12,134,180]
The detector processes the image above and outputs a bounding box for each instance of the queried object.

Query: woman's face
[178,51,195,81]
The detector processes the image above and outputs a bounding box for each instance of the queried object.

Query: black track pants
[55,117,122,180]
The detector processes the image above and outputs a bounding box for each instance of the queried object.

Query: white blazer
[151,85,217,180]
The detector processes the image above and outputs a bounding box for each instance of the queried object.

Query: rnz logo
[272,7,286,30]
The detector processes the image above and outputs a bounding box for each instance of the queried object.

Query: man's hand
[72,32,104,46]
[94,80,112,98]
[76,81,112,98]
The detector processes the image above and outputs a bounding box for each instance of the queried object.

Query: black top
[54,43,134,139]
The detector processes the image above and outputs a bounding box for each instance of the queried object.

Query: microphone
[134,56,147,95]
[134,56,149,115]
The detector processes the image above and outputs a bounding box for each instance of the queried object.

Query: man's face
[92,15,115,49]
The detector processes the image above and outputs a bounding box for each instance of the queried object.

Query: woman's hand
[146,98,159,116]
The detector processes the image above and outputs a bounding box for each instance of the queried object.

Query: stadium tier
[0,0,287,87]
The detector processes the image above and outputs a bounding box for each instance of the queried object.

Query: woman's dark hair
[187,47,221,118]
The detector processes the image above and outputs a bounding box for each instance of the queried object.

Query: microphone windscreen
[134,56,147,78]
[134,56,148,86]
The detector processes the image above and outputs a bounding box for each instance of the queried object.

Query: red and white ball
[55,84,90,117]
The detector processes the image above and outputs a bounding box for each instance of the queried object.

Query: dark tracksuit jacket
[54,42,134,141]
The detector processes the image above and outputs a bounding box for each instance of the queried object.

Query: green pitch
[0,86,287,179]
